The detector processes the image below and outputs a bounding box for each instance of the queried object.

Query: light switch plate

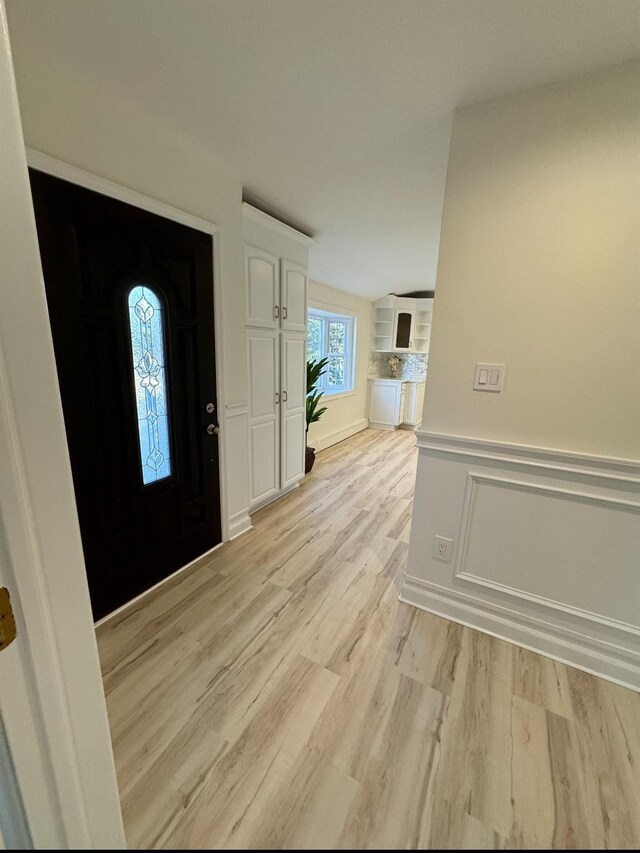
[474,363,505,392]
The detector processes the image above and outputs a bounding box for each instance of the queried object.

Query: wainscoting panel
[401,432,640,690]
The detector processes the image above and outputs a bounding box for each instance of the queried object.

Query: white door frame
[25,147,231,547]
[0,2,125,845]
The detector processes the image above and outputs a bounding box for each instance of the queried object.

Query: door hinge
[0,588,17,652]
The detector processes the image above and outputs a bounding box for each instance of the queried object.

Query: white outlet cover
[433,535,453,563]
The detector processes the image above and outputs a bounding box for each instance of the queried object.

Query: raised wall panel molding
[403,432,640,692]
[453,473,640,637]
[416,431,640,483]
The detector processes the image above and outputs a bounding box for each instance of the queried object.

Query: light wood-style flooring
[97,428,640,849]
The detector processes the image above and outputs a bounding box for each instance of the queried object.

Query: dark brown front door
[30,169,222,620]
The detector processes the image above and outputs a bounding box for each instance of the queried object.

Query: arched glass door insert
[127,285,172,484]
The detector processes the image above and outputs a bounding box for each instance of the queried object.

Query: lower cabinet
[369,379,407,429]
[247,328,306,509]
[369,379,426,430]
[402,381,426,428]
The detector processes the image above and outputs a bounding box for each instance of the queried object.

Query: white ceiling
[6,0,640,299]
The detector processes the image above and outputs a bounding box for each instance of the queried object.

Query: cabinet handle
[282,306,288,320]
[283,390,288,402]
[275,392,280,405]
[274,305,280,320]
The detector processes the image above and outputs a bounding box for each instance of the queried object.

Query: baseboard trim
[95,540,225,628]
[400,574,640,692]
[229,512,252,540]
[369,422,398,432]
[250,481,299,514]
[311,418,369,451]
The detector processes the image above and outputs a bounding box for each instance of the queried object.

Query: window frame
[307,307,356,396]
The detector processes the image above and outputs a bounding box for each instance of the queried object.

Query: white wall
[9,47,251,535]
[424,60,640,460]
[404,61,640,691]
[307,280,372,451]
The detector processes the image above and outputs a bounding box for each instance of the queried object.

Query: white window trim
[307,307,357,396]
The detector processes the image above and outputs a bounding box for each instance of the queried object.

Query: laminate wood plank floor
[97,428,640,849]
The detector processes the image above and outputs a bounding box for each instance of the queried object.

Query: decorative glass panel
[307,317,322,363]
[127,285,172,485]
[328,321,346,354]
[328,356,345,387]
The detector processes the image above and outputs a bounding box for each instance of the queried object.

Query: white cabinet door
[247,329,280,504]
[401,383,426,426]
[415,382,426,428]
[403,383,417,424]
[280,259,308,331]
[280,332,307,488]
[369,381,403,427]
[392,309,415,352]
[245,244,279,328]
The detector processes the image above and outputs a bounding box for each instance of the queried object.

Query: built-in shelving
[371,294,434,354]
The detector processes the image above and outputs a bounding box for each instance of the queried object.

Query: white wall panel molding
[402,433,640,692]
[416,431,640,483]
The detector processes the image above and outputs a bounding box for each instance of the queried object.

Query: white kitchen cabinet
[280,332,306,488]
[369,379,426,431]
[245,244,279,328]
[372,295,433,354]
[280,259,308,332]
[247,328,280,504]
[402,381,426,428]
[243,204,312,512]
[369,379,407,430]
[244,246,308,334]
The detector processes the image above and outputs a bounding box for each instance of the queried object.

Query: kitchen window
[307,308,356,394]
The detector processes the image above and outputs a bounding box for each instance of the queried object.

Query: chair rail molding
[402,432,640,691]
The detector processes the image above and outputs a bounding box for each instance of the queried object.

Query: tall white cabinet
[243,204,311,511]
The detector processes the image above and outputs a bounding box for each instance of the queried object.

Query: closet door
[280,259,308,332]
[280,331,306,489]
[245,244,279,328]
[247,329,280,505]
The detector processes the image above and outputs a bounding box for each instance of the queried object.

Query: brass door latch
[0,588,17,652]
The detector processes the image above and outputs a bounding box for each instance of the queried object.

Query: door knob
[207,424,220,435]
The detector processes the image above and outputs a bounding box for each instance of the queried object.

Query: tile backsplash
[369,352,428,381]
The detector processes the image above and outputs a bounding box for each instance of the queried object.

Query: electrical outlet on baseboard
[433,535,453,563]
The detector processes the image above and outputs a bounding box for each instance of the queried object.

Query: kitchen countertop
[368,377,426,384]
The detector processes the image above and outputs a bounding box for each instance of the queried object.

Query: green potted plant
[305,357,329,473]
